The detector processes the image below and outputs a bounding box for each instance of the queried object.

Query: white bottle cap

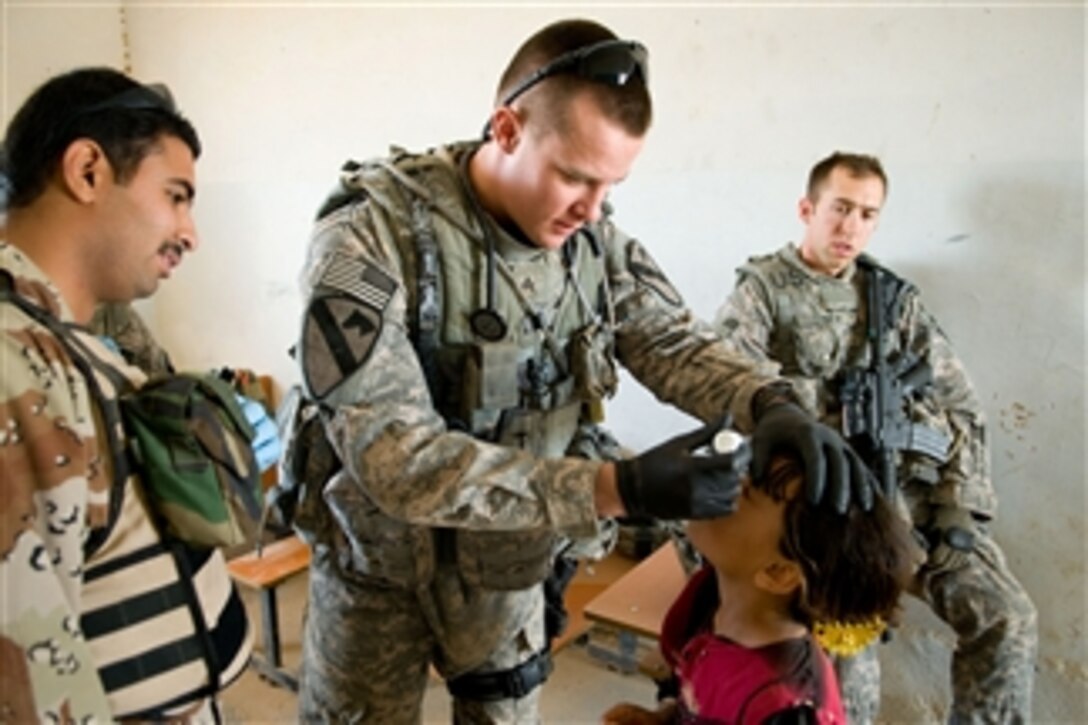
[712,429,745,455]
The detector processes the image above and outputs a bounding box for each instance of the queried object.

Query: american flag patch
[316,251,397,312]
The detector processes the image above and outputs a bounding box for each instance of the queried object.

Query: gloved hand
[924,506,977,573]
[615,418,750,520]
[752,402,876,514]
[235,394,281,473]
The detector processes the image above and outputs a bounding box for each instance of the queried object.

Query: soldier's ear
[61,139,109,203]
[489,106,522,154]
[798,196,814,225]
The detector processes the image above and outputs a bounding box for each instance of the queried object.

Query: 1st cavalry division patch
[302,252,397,399]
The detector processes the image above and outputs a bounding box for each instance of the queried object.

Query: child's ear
[754,560,803,596]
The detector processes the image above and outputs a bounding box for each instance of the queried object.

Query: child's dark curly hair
[755,454,917,628]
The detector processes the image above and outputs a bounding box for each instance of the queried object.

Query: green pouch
[122,373,263,548]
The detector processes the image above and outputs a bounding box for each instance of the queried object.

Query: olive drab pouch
[569,322,617,421]
[122,374,264,549]
[461,341,520,419]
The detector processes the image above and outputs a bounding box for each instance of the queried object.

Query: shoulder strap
[0,271,130,556]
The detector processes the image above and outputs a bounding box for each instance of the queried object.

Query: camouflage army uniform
[90,301,175,378]
[0,243,246,722]
[0,244,115,723]
[714,243,1038,725]
[292,143,778,724]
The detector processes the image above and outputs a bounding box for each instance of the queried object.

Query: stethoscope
[458,151,510,342]
[457,150,601,347]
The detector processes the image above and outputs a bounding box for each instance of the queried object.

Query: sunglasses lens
[580,43,648,86]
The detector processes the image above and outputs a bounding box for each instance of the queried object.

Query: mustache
[158,241,185,260]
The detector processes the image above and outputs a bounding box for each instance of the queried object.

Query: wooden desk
[228,535,311,691]
[583,541,688,639]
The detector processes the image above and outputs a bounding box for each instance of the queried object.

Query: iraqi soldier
[713,151,1038,724]
[290,19,879,724]
[0,68,251,721]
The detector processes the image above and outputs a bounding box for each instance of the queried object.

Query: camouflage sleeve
[901,292,996,516]
[711,269,779,364]
[0,314,113,721]
[89,302,174,377]
[601,226,779,432]
[297,204,599,535]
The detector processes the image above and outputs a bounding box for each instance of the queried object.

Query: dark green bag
[122,374,264,549]
[0,271,263,551]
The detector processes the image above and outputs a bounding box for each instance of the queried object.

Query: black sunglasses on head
[73,82,179,119]
[483,39,649,138]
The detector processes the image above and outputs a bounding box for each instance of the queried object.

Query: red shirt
[659,566,845,725]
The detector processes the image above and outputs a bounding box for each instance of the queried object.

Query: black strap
[445,648,554,702]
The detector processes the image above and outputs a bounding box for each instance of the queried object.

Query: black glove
[751,402,876,514]
[615,419,750,520]
[923,506,977,573]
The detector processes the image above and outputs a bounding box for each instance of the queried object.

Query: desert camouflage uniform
[0,244,241,722]
[1,243,115,723]
[714,243,1037,725]
[292,142,779,724]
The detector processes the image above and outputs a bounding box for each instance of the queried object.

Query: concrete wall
[4,2,1084,721]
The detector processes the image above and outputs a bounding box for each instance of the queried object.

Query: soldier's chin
[538,229,570,250]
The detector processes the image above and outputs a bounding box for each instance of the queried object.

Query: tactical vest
[737,246,869,420]
[300,145,616,589]
[738,246,952,480]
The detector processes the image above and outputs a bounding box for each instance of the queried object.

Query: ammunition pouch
[462,341,521,425]
[446,648,553,702]
[569,321,618,421]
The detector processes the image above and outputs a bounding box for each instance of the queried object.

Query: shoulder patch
[302,256,398,400]
[302,294,382,400]
[316,250,398,304]
[627,242,682,307]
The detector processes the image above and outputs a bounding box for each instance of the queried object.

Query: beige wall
[4,2,1085,721]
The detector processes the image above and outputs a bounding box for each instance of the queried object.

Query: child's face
[685,473,797,579]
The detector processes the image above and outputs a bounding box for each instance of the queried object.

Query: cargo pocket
[456,529,556,591]
[325,471,431,588]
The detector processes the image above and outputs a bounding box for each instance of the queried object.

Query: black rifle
[838,260,951,494]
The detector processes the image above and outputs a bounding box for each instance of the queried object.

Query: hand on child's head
[751,453,804,502]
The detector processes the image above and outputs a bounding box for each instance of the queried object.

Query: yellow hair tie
[813,617,886,657]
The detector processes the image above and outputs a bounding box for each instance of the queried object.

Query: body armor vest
[739,247,952,482]
[305,145,617,589]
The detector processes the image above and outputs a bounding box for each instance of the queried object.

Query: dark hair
[806,151,888,203]
[756,455,915,628]
[4,66,201,209]
[497,19,652,137]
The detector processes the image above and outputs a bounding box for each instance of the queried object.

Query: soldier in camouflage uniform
[713,152,1038,724]
[1,68,248,721]
[290,20,879,724]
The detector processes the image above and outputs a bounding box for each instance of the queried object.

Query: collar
[0,242,75,322]
[780,242,860,285]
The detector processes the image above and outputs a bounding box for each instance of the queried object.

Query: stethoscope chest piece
[470,308,508,342]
